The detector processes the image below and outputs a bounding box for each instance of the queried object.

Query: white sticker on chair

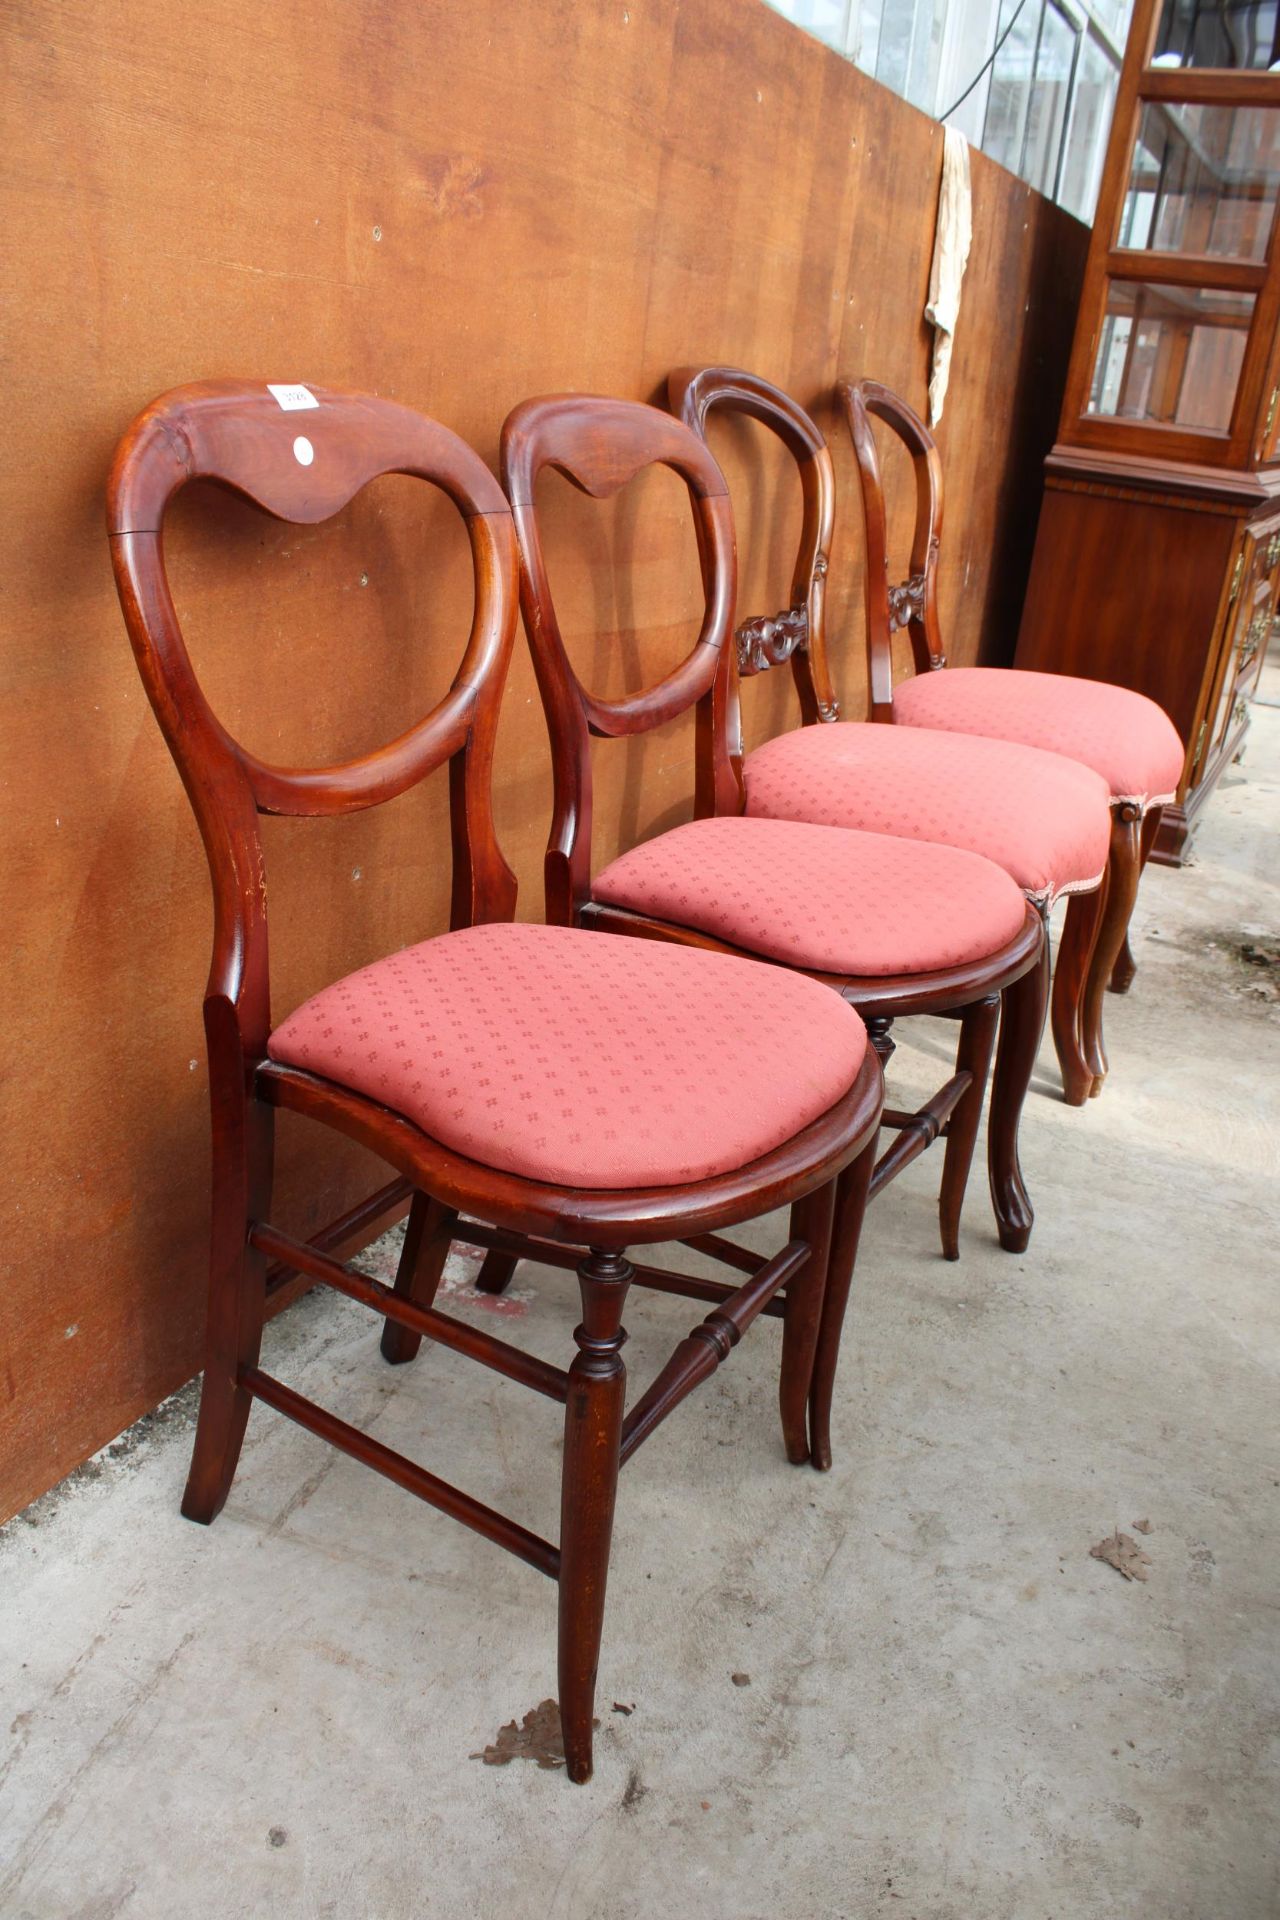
[267,384,319,412]
[292,436,315,467]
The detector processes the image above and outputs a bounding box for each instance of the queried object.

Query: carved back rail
[668,365,841,727]
[108,380,521,1073]
[499,393,744,925]
[838,379,946,722]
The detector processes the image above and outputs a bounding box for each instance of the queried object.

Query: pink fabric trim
[594,817,1027,974]
[268,923,867,1192]
[744,721,1111,908]
[892,668,1184,808]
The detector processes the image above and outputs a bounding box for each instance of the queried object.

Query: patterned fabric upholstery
[892,667,1184,810]
[268,923,867,1192]
[595,816,1027,974]
[744,722,1111,906]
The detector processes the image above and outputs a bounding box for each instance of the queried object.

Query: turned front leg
[558,1248,631,1784]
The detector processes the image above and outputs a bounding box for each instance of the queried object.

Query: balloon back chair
[842,378,1183,1103]
[499,391,1047,1464]
[107,379,883,1783]
[667,365,1117,1112]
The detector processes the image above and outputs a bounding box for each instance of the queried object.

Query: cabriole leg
[808,1132,878,1473]
[558,1248,631,1785]
[380,1192,459,1364]
[987,931,1049,1255]
[1109,804,1161,995]
[182,1098,274,1526]
[939,994,1000,1261]
[1051,886,1102,1107]
[1082,804,1143,1097]
[779,1183,835,1466]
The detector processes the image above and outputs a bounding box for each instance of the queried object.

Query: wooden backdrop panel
[0,0,1088,1519]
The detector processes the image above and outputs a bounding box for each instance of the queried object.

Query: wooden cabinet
[1015,0,1280,863]
[1209,515,1280,754]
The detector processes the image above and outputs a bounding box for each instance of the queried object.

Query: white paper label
[267,383,319,412]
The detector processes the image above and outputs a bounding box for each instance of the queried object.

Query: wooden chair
[499,391,1048,1458]
[667,366,1119,1111]
[842,379,1184,1103]
[107,379,884,1785]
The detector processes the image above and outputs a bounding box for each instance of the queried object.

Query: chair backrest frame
[668,365,841,728]
[839,378,946,721]
[108,379,520,1074]
[500,393,743,926]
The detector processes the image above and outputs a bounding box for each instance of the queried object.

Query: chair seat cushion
[892,667,1184,808]
[743,721,1111,906]
[593,816,1028,974]
[267,922,866,1192]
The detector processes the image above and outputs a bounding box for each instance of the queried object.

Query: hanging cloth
[925,127,973,427]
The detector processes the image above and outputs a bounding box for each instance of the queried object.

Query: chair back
[108,379,520,1067]
[500,394,743,924]
[839,379,946,720]
[668,365,841,727]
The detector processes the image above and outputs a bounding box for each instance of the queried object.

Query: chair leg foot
[1082,807,1143,1095]
[808,1132,877,1473]
[988,932,1049,1254]
[380,1192,457,1364]
[181,1371,255,1525]
[1051,889,1102,1107]
[939,995,1000,1259]
[1107,805,1160,997]
[779,1185,835,1465]
[1108,936,1137,996]
[475,1250,519,1296]
[558,1249,630,1785]
[182,1099,273,1524]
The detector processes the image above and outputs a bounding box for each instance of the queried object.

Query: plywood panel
[0,0,1088,1519]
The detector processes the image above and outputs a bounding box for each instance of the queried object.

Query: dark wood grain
[840,377,1168,1104]
[668,370,1056,1220]
[110,378,883,1784]
[1017,0,1280,867]
[2,0,1086,1523]
[506,389,1045,1264]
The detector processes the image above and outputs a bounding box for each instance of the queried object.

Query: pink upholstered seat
[594,816,1028,973]
[743,722,1111,908]
[891,668,1184,810]
[268,922,866,1192]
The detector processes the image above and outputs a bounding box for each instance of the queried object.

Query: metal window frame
[765,0,1131,217]
[1060,21,1126,216]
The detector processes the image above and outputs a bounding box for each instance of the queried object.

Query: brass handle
[1240,608,1270,668]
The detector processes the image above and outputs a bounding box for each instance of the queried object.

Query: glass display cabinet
[1016,0,1280,861]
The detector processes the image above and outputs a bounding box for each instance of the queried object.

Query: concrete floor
[4,675,1278,1920]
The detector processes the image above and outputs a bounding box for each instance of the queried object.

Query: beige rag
[926,127,973,427]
